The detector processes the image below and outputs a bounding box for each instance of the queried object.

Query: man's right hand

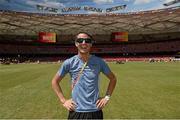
[62,99,77,111]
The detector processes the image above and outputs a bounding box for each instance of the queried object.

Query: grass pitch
[0,62,180,119]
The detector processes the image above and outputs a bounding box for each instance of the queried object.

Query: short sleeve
[100,59,111,75]
[58,59,70,77]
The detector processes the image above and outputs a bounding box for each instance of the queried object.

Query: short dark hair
[74,32,93,41]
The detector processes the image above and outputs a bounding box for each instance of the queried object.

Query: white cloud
[43,1,65,8]
[26,0,65,8]
[93,0,114,4]
[146,4,164,10]
[134,0,153,5]
[164,0,174,2]
[26,1,38,6]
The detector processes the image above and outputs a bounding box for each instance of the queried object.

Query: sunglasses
[76,38,92,44]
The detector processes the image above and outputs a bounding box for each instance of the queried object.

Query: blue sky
[0,0,179,14]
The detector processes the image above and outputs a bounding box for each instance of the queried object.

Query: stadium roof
[0,7,180,36]
[0,0,180,14]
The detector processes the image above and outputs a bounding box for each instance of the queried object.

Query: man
[51,32,117,119]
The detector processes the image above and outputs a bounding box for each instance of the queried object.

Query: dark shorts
[68,110,103,119]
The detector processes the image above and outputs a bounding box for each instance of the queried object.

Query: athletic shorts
[68,110,103,119]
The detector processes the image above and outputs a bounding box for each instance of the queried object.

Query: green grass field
[0,62,180,119]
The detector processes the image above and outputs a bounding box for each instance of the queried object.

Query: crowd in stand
[1,40,179,55]
[0,39,179,64]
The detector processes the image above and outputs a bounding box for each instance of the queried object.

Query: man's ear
[75,42,78,47]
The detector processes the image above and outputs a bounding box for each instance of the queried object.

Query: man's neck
[78,52,90,62]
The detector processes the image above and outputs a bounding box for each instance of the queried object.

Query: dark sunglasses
[76,38,92,44]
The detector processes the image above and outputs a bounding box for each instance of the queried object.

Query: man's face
[75,33,92,54]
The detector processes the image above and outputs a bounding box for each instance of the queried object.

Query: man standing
[52,32,117,119]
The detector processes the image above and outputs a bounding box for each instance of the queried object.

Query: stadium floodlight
[163,0,180,6]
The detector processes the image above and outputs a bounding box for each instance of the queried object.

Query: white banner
[36,4,126,13]
[36,4,58,13]
[106,5,126,12]
[61,6,81,12]
[84,6,103,13]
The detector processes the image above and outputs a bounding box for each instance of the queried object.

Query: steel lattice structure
[0,6,179,43]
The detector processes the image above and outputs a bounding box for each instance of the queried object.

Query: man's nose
[82,40,86,44]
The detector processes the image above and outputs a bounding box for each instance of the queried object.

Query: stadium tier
[0,7,180,62]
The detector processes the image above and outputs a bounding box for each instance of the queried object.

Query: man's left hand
[96,97,109,109]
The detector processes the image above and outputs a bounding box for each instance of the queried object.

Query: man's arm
[105,71,117,96]
[51,72,66,104]
[96,71,117,109]
[51,72,76,111]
